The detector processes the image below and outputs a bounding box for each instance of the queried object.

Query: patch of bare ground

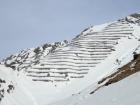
[90,54,140,94]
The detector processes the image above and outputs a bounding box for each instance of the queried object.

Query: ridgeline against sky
[0,0,140,59]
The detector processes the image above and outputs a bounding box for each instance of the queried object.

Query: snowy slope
[50,71,140,105]
[0,13,140,105]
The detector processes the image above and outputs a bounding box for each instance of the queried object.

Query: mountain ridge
[1,13,140,105]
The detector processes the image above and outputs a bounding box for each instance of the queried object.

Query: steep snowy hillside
[51,70,140,105]
[50,52,140,105]
[0,13,140,105]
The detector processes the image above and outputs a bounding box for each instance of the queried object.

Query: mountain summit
[125,13,140,24]
[1,13,140,105]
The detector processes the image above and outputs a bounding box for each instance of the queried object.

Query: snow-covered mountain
[0,13,140,105]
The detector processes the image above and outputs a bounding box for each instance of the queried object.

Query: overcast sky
[0,0,140,59]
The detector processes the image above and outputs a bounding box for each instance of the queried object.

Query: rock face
[0,13,140,105]
[1,41,68,71]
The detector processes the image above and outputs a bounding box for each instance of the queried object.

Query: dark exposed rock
[1,41,68,72]
[98,54,140,85]
[0,89,5,101]
[130,13,140,19]
[90,54,140,94]
[7,85,14,93]
[0,79,5,83]
[34,47,41,54]
[42,44,50,50]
